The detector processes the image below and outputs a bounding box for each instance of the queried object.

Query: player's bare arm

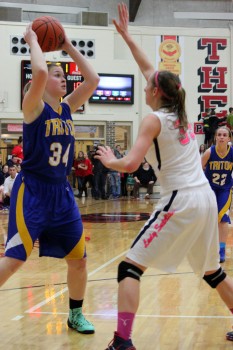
[113,3,154,81]
[22,24,47,124]
[201,148,211,169]
[62,38,99,113]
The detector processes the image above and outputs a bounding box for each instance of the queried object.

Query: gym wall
[0,20,231,147]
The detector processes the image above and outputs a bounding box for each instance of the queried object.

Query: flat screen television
[89,73,134,105]
[21,60,84,112]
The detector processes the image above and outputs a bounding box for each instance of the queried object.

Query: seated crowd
[0,135,23,210]
[72,145,158,200]
[0,164,19,210]
[0,140,158,211]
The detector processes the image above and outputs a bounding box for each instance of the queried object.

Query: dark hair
[229,107,233,113]
[152,70,188,131]
[18,136,23,144]
[199,144,206,153]
[2,163,8,170]
[77,151,85,160]
[211,109,216,116]
[9,164,17,169]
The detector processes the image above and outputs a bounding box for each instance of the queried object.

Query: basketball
[32,16,65,52]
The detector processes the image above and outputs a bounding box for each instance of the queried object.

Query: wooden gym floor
[1,195,233,350]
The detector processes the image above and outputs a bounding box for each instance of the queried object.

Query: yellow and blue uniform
[205,145,233,223]
[5,102,85,261]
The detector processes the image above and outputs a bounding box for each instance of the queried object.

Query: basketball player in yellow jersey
[202,126,233,263]
[0,23,99,335]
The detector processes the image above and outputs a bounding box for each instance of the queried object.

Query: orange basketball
[32,16,65,52]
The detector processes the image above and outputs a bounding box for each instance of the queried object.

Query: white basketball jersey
[149,109,208,194]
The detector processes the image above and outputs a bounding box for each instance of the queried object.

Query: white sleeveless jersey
[149,110,208,194]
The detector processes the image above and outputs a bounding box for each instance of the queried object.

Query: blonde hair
[23,62,61,96]
[215,126,231,138]
[46,61,62,71]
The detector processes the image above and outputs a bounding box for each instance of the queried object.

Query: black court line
[2,269,233,292]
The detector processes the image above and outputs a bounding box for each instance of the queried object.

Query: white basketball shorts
[127,183,220,277]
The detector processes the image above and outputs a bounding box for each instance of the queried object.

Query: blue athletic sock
[219,243,226,263]
[220,242,226,250]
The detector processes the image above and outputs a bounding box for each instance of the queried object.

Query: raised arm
[22,24,48,124]
[113,3,154,81]
[62,36,99,113]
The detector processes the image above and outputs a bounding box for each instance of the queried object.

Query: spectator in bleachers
[81,153,94,198]
[107,166,121,199]
[208,109,219,146]
[89,145,108,200]
[114,145,123,159]
[74,151,93,198]
[3,164,18,207]
[208,109,227,146]
[133,159,157,199]
[0,164,9,209]
[227,107,233,139]
[1,164,9,180]
[199,144,206,157]
[7,154,21,167]
[108,145,123,198]
[202,108,212,148]
[12,136,23,162]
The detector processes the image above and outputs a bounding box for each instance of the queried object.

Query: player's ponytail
[176,86,187,130]
[153,70,188,131]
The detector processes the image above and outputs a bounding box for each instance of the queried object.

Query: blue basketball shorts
[5,172,85,261]
[212,187,232,223]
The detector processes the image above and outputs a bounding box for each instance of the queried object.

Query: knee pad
[203,267,226,288]
[117,261,144,283]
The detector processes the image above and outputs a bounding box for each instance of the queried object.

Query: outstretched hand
[94,145,116,168]
[112,2,129,37]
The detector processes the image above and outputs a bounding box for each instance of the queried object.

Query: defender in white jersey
[96,4,233,349]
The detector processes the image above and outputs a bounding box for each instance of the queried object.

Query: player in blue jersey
[202,126,233,263]
[0,23,99,334]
